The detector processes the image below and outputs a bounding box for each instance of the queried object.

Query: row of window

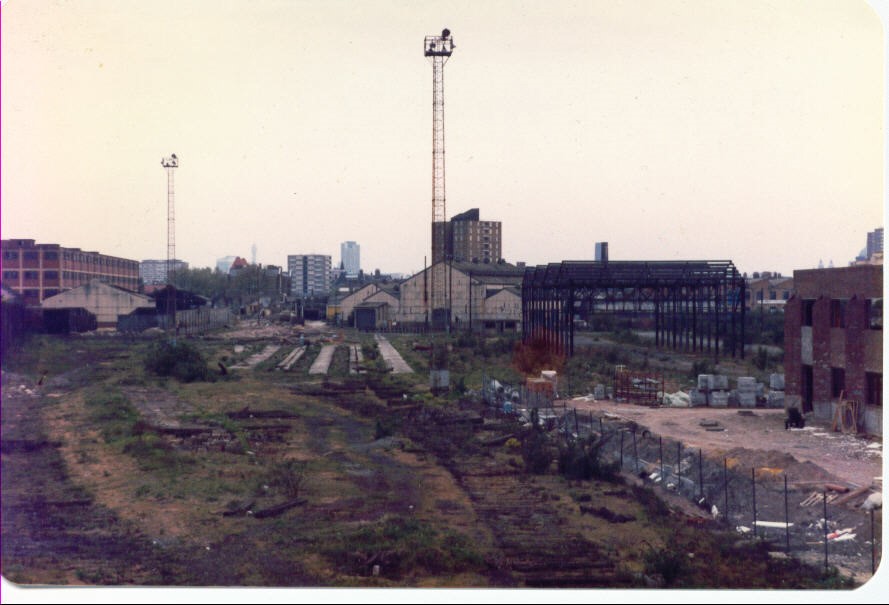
[801,298,881,330]
[2,249,136,267]
[748,290,791,301]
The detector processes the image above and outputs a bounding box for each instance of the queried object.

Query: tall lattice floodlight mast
[424,28,454,328]
[161,154,179,284]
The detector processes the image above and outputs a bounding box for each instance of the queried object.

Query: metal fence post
[723,457,729,525]
[632,430,638,474]
[659,436,664,483]
[698,448,703,500]
[676,443,682,495]
[620,431,624,470]
[752,468,757,540]
[823,491,829,571]
[784,474,790,553]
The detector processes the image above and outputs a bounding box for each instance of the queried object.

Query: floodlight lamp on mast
[161,154,178,287]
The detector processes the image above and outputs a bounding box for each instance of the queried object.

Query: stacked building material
[767,373,785,408]
[698,374,730,407]
[737,377,757,408]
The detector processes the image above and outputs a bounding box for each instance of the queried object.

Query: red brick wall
[786,266,883,419]
[784,296,802,403]
[794,265,882,299]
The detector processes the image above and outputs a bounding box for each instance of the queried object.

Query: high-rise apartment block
[435,209,502,264]
[140,259,189,285]
[866,227,883,260]
[287,254,331,298]
[340,241,360,278]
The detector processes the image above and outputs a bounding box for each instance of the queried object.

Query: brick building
[745,275,794,312]
[784,265,882,435]
[433,209,503,265]
[1,239,140,306]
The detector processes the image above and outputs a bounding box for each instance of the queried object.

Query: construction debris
[861,493,882,511]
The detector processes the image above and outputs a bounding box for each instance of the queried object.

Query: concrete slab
[309,344,337,375]
[374,334,413,374]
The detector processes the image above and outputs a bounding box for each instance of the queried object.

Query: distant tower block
[161,154,178,284]
[252,243,257,265]
[425,28,455,328]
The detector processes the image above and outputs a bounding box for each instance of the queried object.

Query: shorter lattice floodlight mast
[161,153,178,325]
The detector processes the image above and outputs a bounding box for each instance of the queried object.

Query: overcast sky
[1,0,885,277]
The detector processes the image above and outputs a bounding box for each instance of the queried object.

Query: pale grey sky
[1,0,885,277]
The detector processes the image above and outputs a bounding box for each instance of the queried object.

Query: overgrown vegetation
[84,389,140,443]
[521,409,554,474]
[557,437,620,482]
[144,339,210,382]
[512,335,565,376]
[324,516,484,580]
[263,459,308,499]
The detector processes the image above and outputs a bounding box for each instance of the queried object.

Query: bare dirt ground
[561,399,882,489]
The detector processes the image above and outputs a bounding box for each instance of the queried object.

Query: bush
[374,418,396,440]
[144,340,210,382]
[643,543,689,587]
[521,425,553,475]
[557,438,619,481]
[265,459,308,499]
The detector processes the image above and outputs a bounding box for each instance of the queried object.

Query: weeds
[325,516,483,579]
[264,459,308,499]
[144,340,210,382]
[643,541,689,587]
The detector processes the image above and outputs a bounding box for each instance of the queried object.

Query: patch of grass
[325,515,484,579]
[122,432,194,472]
[84,388,140,443]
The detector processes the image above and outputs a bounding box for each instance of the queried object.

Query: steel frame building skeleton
[522,260,746,359]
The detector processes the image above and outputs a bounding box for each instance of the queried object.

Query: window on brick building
[3,251,18,260]
[24,251,38,260]
[866,298,882,330]
[866,373,882,406]
[802,300,815,326]
[830,368,845,399]
[44,252,58,260]
[829,299,846,328]
[2,271,18,279]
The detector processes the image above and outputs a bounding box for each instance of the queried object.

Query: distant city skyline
[2,1,885,278]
